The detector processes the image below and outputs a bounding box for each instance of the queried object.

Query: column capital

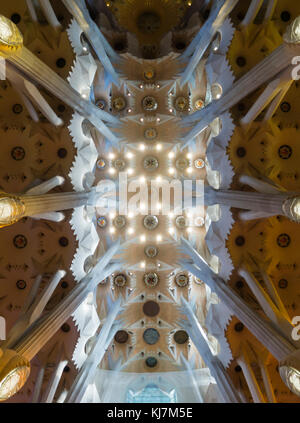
[0,347,30,402]
[282,196,300,223]
[279,349,300,397]
[283,16,300,44]
[0,15,23,56]
[0,193,25,228]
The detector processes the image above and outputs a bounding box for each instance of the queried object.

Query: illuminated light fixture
[140,176,146,183]
[169,212,174,218]
[156,117,161,123]
[186,153,192,159]
[187,167,193,174]
[108,168,116,175]
[168,152,175,159]
[279,350,300,396]
[140,235,146,243]
[128,228,134,235]
[109,212,116,219]
[169,108,173,113]
[194,158,205,169]
[139,84,144,89]
[168,168,175,175]
[139,144,145,151]
[127,108,132,113]
[0,349,30,401]
[168,227,175,235]
[156,176,162,182]
[140,117,144,123]
[0,15,23,56]
[108,153,115,160]
[109,227,116,234]
[140,261,146,269]
[156,144,162,151]
[126,152,133,159]
[127,168,134,175]
[187,227,193,233]
[156,234,162,243]
[128,212,134,219]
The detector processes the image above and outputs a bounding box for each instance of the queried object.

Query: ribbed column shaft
[22,192,90,216]
[181,298,242,403]
[6,47,119,142]
[13,279,90,359]
[205,189,289,214]
[214,279,296,361]
[183,42,300,141]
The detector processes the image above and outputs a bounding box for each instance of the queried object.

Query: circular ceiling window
[143,328,160,345]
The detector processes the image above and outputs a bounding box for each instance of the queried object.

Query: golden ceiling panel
[106,0,192,51]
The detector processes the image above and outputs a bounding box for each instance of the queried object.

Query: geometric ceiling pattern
[0,0,300,403]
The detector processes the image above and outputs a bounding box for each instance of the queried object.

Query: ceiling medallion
[175,157,189,171]
[144,272,159,287]
[138,12,161,34]
[174,96,189,112]
[175,273,189,287]
[96,158,106,170]
[144,245,158,258]
[194,98,204,110]
[143,215,159,230]
[114,330,129,344]
[113,273,127,287]
[174,330,189,344]
[96,98,106,110]
[143,300,160,317]
[144,127,158,140]
[143,156,159,171]
[113,215,126,229]
[175,215,187,229]
[194,158,205,169]
[112,96,127,112]
[145,357,158,368]
[194,216,205,227]
[194,276,203,285]
[142,96,158,111]
[113,158,126,171]
[144,69,156,81]
[97,216,107,228]
[143,328,160,345]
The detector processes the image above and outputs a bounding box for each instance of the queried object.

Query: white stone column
[180,238,296,362]
[61,0,121,86]
[205,187,289,217]
[180,0,239,87]
[182,17,300,144]
[0,15,119,143]
[9,241,122,361]
[65,300,122,403]
[180,297,242,403]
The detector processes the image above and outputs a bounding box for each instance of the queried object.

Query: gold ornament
[0,15,23,56]
[0,193,25,228]
[0,348,30,401]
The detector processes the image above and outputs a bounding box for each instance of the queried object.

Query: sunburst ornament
[0,15,23,56]
[106,0,193,48]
